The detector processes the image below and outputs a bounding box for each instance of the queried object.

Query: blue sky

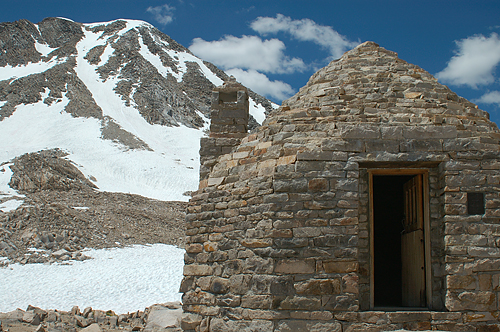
[2,0,500,125]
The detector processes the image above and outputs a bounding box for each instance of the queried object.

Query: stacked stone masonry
[199,78,250,183]
[181,42,500,331]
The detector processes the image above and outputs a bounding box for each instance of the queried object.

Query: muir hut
[181,41,500,331]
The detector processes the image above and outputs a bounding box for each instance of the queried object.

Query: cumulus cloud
[474,91,500,106]
[226,68,295,100]
[189,35,305,74]
[146,4,175,26]
[250,14,358,59]
[436,33,500,88]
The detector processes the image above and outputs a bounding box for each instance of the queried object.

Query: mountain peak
[0,17,273,201]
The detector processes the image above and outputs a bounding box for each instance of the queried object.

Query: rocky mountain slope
[0,149,187,266]
[0,17,274,203]
[0,17,277,266]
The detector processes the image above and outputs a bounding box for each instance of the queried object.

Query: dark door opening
[373,174,426,308]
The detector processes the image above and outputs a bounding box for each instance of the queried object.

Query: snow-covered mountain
[0,17,274,203]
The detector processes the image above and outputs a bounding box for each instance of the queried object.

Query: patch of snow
[138,33,179,80]
[0,100,6,108]
[137,30,223,86]
[34,41,55,57]
[0,163,24,199]
[249,98,266,125]
[84,19,151,36]
[27,248,47,253]
[0,199,23,212]
[0,244,184,314]
[56,17,75,22]
[0,90,200,201]
[98,43,114,67]
[124,19,153,31]
[72,206,89,210]
[0,57,66,82]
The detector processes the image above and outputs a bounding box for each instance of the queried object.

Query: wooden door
[401,175,426,307]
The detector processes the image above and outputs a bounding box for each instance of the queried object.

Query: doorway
[370,171,429,309]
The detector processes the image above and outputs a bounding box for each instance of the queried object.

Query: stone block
[322,139,364,152]
[269,276,296,296]
[229,274,252,294]
[279,296,322,310]
[388,311,431,323]
[447,275,476,289]
[322,294,358,311]
[294,279,341,295]
[274,237,309,248]
[465,312,499,322]
[241,295,272,309]
[400,139,443,152]
[342,273,359,293]
[403,125,457,139]
[365,140,400,153]
[380,126,403,140]
[182,290,215,305]
[209,318,273,332]
[207,177,225,187]
[275,320,341,332]
[216,294,241,307]
[210,277,229,294]
[277,155,297,165]
[323,261,358,274]
[293,227,322,238]
[297,150,333,161]
[446,290,496,311]
[240,238,273,248]
[339,124,380,139]
[295,160,326,172]
[185,243,203,254]
[274,178,309,192]
[183,264,213,276]
[243,256,274,274]
[275,259,316,274]
[308,178,329,191]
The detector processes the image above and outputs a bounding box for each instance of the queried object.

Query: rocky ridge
[0,17,273,150]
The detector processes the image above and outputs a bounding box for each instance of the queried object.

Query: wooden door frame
[368,168,431,309]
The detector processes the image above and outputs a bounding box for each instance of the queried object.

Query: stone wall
[181,42,500,331]
[199,79,249,185]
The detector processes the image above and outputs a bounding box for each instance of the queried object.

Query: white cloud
[146,4,175,26]
[474,91,500,106]
[436,33,500,88]
[189,35,305,74]
[226,68,294,101]
[250,14,358,59]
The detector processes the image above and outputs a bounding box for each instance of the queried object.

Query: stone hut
[181,41,500,331]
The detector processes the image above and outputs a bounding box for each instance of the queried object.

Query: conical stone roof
[202,41,499,186]
[279,41,495,130]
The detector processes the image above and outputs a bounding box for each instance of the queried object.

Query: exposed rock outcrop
[0,150,186,266]
[0,18,273,136]
[0,302,183,332]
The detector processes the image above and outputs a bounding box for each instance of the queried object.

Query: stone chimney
[199,78,249,187]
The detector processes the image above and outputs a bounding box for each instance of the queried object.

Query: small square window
[467,192,485,215]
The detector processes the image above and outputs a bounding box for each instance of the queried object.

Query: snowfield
[0,244,184,313]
